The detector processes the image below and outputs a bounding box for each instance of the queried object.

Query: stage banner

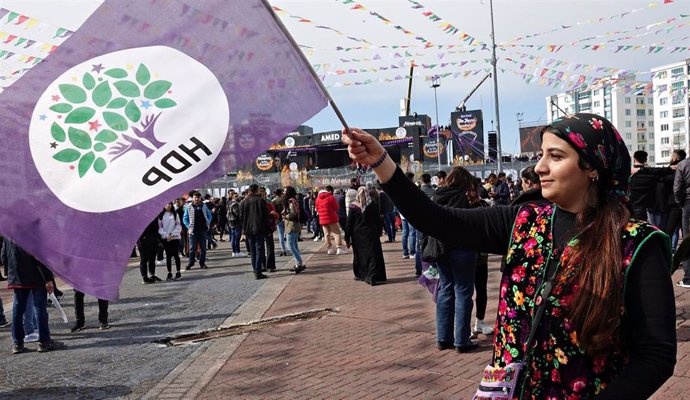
[0,0,328,299]
[520,124,547,154]
[450,110,484,163]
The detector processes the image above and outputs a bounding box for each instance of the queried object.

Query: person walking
[158,202,182,280]
[343,113,675,399]
[283,186,306,274]
[379,188,397,243]
[2,239,65,354]
[183,192,212,270]
[315,185,348,255]
[272,188,288,257]
[344,187,386,285]
[260,187,277,273]
[240,184,270,280]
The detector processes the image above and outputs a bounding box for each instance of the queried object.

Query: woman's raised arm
[343,128,517,254]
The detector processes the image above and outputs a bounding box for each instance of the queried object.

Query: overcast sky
[2,0,687,154]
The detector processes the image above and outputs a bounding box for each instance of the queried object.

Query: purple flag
[0,0,328,299]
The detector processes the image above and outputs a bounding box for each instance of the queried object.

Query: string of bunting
[502,66,678,96]
[499,17,689,52]
[314,58,489,76]
[325,68,490,88]
[335,0,435,48]
[501,50,638,76]
[405,0,489,50]
[500,0,679,45]
[301,43,487,53]
[0,8,72,40]
[332,48,478,63]
[271,5,371,45]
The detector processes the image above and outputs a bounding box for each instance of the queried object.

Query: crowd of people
[1,111,688,399]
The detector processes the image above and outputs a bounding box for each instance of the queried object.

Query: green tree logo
[49,63,176,177]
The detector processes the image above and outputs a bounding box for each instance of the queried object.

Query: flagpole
[260,0,350,133]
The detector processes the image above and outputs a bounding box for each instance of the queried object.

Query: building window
[636,97,645,105]
[657,71,668,79]
[629,145,634,152]
[625,132,632,140]
[636,109,646,117]
[661,111,669,118]
[649,132,654,139]
[593,101,601,107]
[672,95,683,105]
[648,109,653,116]
[671,81,684,89]
[625,97,631,104]
[625,109,631,116]
[604,110,611,119]
[660,98,668,105]
[661,124,669,131]
[662,150,670,158]
[647,97,653,104]
[625,121,632,127]
[661,137,670,144]
[673,109,686,118]
[637,121,646,129]
[671,67,684,76]
[649,144,654,151]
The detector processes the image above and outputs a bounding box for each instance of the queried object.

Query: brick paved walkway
[184,240,690,399]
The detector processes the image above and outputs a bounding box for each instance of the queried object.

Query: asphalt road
[0,240,300,400]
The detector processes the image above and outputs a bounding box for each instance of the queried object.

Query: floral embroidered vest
[495,202,667,399]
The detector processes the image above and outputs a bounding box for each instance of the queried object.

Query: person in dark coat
[138,217,162,283]
[344,187,386,286]
[240,184,271,280]
[2,239,65,353]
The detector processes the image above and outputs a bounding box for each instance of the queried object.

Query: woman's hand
[341,128,385,166]
[342,127,397,183]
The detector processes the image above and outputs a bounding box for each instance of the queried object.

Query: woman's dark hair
[444,166,475,191]
[158,202,177,221]
[520,165,540,186]
[543,126,630,355]
[283,186,297,210]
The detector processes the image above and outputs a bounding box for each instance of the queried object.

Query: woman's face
[535,132,593,213]
[165,203,173,212]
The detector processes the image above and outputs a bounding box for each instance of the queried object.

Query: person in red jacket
[315,185,349,255]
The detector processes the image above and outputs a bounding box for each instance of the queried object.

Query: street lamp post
[489,0,503,172]
[431,75,441,172]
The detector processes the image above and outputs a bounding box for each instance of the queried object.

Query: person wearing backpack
[227,192,245,257]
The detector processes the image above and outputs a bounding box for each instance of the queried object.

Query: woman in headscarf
[344,186,386,286]
[343,114,675,399]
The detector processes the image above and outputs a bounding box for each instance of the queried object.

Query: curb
[141,241,323,400]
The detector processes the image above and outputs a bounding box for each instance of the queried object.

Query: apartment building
[546,73,655,164]
[652,59,690,166]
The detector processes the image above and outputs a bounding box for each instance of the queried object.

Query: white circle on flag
[395,127,406,138]
[29,46,229,212]
[285,137,295,148]
[289,162,298,171]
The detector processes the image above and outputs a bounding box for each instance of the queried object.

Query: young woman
[343,113,675,399]
[344,186,387,286]
[158,202,182,281]
[283,186,306,274]
[428,166,479,352]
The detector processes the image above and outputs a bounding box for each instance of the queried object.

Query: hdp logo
[29,46,229,212]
